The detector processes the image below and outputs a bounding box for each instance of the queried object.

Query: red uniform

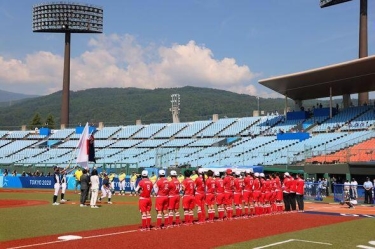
[263,179,272,202]
[253,178,261,202]
[215,177,225,205]
[275,176,283,201]
[168,178,181,210]
[195,176,205,207]
[155,177,169,211]
[296,178,305,195]
[138,178,153,212]
[233,177,244,205]
[223,175,234,205]
[243,175,254,203]
[182,178,195,210]
[205,177,216,205]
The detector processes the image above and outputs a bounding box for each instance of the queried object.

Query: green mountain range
[0,86,339,129]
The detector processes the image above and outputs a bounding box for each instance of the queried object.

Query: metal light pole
[33,3,103,127]
[170,94,181,123]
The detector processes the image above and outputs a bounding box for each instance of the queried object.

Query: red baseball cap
[226,169,232,175]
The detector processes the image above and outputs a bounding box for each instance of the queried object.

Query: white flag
[76,122,89,168]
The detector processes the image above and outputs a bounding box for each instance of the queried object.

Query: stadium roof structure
[259,55,375,101]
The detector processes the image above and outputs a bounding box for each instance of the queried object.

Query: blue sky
[0,0,374,98]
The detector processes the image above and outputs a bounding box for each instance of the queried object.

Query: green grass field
[1,190,374,248]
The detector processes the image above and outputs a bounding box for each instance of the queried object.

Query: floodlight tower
[32,3,103,127]
[170,94,180,123]
[320,0,368,106]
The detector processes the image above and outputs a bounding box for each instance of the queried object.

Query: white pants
[101,186,112,199]
[130,182,136,192]
[54,183,61,196]
[119,181,125,191]
[90,188,99,206]
[111,182,115,190]
[61,183,67,194]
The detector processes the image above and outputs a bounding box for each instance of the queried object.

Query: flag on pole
[76,122,89,168]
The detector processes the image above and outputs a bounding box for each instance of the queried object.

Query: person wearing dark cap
[363,177,373,204]
[52,166,61,205]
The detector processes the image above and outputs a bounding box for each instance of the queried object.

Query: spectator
[12,170,17,176]
[3,169,8,176]
[21,171,26,177]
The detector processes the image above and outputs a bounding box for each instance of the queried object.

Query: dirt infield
[0,199,49,208]
[1,212,359,249]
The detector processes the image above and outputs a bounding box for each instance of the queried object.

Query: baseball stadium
[1,1,375,248]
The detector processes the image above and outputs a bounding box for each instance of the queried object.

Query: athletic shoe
[108,202,113,204]
[52,202,60,205]
[60,199,67,203]
[91,206,99,208]
[80,204,86,207]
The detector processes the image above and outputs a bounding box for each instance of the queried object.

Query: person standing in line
[194,168,206,223]
[52,166,61,205]
[214,171,225,221]
[130,172,138,196]
[80,169,90,207]
[350,178,358,199]
[205,170,216,222]
[74,167,83,194]
[135,170,153,231]
[181,170,195,225]
[234,171,245,217]
[154,170,170,229]
[60,170,67,203]
[289,174,297,211]
[118,171,126,196]
[167,170,181,226]
[295,174,305,212]
[98,173,113,204]
[223,169,235,219]
[282,172,291,211]
[90,169,100,208]
[363,177,373,204]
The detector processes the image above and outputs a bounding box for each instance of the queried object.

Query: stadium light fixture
[32,2,103,127]
[170,94,181,123]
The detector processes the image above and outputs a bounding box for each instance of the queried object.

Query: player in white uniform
[60,171,67,203]
[52,166,61,205]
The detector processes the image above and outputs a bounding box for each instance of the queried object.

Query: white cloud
[0,34,260,96]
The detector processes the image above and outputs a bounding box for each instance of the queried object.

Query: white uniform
[90,175,100,207]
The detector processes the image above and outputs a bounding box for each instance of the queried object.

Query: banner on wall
[1,176,140,192]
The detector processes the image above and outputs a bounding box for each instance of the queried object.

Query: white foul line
[7,229,138,249]
[253,239,332,249]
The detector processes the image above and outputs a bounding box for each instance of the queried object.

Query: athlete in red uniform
[295,174,305,211]
[155,170,170,229]
[182,170,195,224]
[233,171,244,218]
[283,172,291,211]
[252,172,262,215]
[289,174,297,211]
[135,170,153,231]
[195,168,206,223]
[223,169,234,219]
[243,169,254,217]
[214,171,225,220]
[168,170,181,226]
[205,170,216,222]
[274,173,284,212]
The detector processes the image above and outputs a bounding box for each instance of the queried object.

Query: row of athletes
[135,168,304,230]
